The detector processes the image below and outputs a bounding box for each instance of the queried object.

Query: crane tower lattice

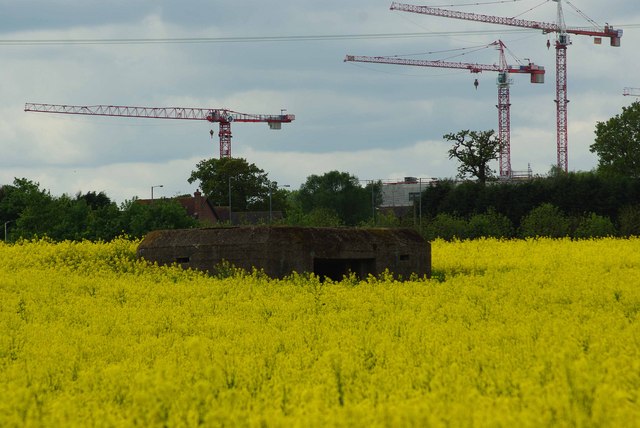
[346,40,545,178]
[390,0,622,172]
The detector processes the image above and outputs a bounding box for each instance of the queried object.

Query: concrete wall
[137,226,430,280]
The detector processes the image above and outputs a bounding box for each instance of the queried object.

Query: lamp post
[4,220,14,243]
[370,180,376,225]
[269,183,290,224]
[360,180,377,225]
[151,184,164,201]
[228,176,234,225]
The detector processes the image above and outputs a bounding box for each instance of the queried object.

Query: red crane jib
[24,103,295,159]
[388,2,621,173]
[344,55,545,83]
[345,40,544,178]
[389,2,623,45]
[23,103,295,124]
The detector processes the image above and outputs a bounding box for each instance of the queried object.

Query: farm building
[137,226,430,280]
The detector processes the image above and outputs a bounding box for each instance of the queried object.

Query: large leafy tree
[590,101,640,178]
[445,129,500,185]
[0,178,51,222]
[119,198,197,238]
[0,180,124,241]
[0,178,55,240]
[76,192,122,241]
[296,171,380,226]
[188,157,281,212]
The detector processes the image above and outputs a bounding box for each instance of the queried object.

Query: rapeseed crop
[0,237,639,427]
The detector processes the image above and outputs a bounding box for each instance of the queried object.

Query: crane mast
[24,103,295,158]
[390,1,622,172]
[345,41,545,178]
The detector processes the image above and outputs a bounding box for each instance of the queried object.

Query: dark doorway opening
[313,258,376,281]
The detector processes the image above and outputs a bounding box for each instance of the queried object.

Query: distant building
[138,190,283,225]
[175,190,224,224]
[380,177,436,208]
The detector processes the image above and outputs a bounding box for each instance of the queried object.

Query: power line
[429,0,530,7]
[2,22,637,46]
[0,29,548,46]
[374,42,495,59]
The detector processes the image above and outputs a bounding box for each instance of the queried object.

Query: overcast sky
[1,0,638,203]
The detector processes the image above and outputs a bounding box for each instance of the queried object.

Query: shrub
[467,208,515,239]
[573,212,617,239]
[424,213,468,241]
[519,203,571,238]
[371,210,401,228]
[618,204,640,236]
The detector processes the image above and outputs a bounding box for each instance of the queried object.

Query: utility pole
[4,220,14,243]
[269,183,290,224]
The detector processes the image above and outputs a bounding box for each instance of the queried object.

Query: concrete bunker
[137,226,430,280]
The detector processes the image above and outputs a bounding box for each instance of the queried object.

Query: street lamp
[228,176,235,225]
[360,180,377,225]
[269,183,290,224]
[151,184,164,201]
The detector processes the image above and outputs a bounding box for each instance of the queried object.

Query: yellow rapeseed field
[1,237,639,427]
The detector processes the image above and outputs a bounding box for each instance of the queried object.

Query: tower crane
[390,1,622,172]
[623,88,640,97]
[345,40,545,178]
[24,103,295,158]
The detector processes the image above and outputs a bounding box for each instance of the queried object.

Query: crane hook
[474,79,479,90]
[547,39,551,50]
[210,129,214,139]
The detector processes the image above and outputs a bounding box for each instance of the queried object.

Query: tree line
[0,160,382,242]
[4,169,639,243]
[2,101,639,242]
[415,172,640,240]
[0,178,198,242]
[411,100,640,239]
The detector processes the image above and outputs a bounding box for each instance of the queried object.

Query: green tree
[445,130,500,185]
[618,204,640,236]
[187,157,277,212]
[0,178,56,240]
[297,171,379,226]
[423,213,468,241]
[590,101,640,178]
[0,178,51,222]
[519,203,571,238]
[283,191,343,227]
[573,213,617,239]
[1,180,127,241]
[467,208,515,239]
[76,192,122,241]
[119,198,197,238]
[77,191,113,210]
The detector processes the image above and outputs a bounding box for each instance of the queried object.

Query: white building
[380,177,436,208]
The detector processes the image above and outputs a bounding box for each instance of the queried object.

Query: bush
[468,208,515,239]
[618,204,640,236]
[573,213,617,239]
[299,207,344,227]
[371,210,401,228]
[424,213,468,241]
[519,203,571,238]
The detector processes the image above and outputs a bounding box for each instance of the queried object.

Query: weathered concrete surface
[137,226,431,280]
